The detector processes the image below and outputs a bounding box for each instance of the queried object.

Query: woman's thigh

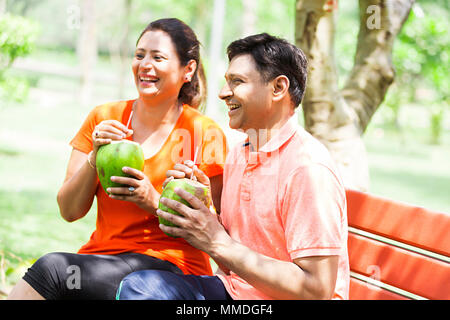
[22,252,181,300]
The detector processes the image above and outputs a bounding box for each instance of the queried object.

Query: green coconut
[96,140,145,194]
[158,178,211,237]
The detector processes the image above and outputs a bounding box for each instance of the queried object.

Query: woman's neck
[134,96,182,131]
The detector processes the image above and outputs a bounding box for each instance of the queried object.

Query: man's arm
[157,188,339,300]
[214,241,339,299]
[208,232,339,300]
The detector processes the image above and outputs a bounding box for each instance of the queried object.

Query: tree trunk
[78,0,98,106]
[295,0,414,191]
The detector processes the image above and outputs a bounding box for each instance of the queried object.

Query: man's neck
[246,111,294,152]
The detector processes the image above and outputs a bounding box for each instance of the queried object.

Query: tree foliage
[3,0,448,137]
[0,13,37,71]
[385,2,449,143]
[0,12,38,102]
[334,1,449,144]
[395,4,449,102]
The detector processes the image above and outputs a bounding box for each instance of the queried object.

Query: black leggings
[22,252,182,300]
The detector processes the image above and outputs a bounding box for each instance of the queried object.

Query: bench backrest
[346,189,450,300]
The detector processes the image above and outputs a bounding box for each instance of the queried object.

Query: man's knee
[117,270,197,300]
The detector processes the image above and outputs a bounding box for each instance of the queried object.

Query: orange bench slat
[349,277,408,300]
[348,233,450,300]
[346,189,450,257]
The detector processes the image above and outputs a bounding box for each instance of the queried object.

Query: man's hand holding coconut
[157,161,231,253]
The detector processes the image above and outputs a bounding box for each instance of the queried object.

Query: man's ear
[272,75,290,102]
[184,59,197,83]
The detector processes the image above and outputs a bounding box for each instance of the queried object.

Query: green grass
[364,131,450,213]
[0,74,100,294]
[363,107,450,213]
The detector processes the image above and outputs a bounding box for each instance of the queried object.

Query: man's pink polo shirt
[217,115,349,300]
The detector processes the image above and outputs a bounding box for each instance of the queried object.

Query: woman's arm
[57,119,133,222]
[56,149,98,222]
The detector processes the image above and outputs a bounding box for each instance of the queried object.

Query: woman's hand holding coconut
[89,119,133,167]
[107,166,161,214]
[90,120,161,214]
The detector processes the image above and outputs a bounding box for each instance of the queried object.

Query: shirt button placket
[241,170,251,201]
[241,152,258,201]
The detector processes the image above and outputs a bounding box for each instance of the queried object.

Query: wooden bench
[346,189,450,300]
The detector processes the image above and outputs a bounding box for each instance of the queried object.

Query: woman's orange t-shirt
[69,100,228,275]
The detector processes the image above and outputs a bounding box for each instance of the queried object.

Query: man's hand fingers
[173,163,194,176]
[157,209,186,227]
[159,197,191,217]
[162,176,174,189]
[192,166,210,186]
[174,187,205,210]
[158,223,185,238]
[165,169,186,179]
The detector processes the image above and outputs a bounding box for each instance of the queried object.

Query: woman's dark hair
[227,33,308,108]
[137,18,207,109]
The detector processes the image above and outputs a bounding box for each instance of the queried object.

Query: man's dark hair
[226,33,308,108]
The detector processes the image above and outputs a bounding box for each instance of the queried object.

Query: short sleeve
[281,163,346,260]
[69,101,130,154]
[69,107,98,154]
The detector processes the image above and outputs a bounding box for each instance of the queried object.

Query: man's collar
[242,114,298,153]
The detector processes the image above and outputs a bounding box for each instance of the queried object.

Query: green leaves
[0,13,39,103]
[0,13,38,71]
[394,4,449,102]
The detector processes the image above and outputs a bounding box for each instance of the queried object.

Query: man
[117,33,349,300]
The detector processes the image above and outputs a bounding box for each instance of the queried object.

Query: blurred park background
[0,0,449,296]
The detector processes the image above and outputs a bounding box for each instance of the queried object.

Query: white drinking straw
[190,146,200,180]
[126,110,134,130]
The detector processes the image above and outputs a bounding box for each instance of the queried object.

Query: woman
[8,18,227,300]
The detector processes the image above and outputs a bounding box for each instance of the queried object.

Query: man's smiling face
[219,54,274,131]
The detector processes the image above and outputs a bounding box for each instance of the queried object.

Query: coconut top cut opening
[176,178,207,188]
